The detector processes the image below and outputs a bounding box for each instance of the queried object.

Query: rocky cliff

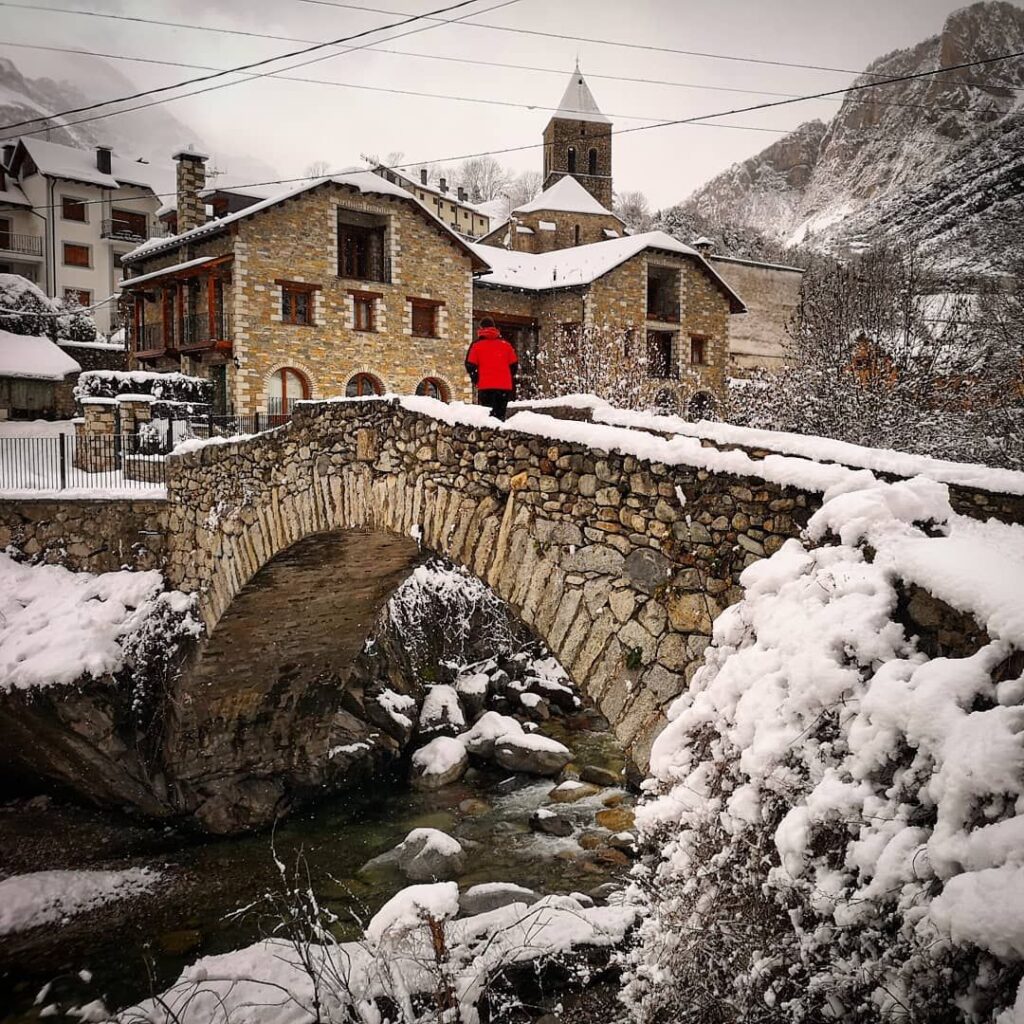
[681,1,1024,268]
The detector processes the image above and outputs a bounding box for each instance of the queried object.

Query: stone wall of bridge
[164,399,819,767]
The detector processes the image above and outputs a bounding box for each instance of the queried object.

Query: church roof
[551,64,610,125]
[513,175,619,218]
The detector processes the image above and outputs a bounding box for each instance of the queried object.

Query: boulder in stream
[395,828,466,882]
[460,711,523,760]
[529,807,573,837]
[579,765,621,788]
[495,733,573,776]
[418,684,466,741]
[409,736,468,790]
[459,882,539,916]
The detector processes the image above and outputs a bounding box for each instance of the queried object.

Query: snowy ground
[0,419,165,497]
[0,868,161,937]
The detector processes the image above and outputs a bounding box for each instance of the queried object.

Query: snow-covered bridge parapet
[163,397,832,767]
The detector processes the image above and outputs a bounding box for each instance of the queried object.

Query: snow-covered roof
[513,176,619,218]
[551,64,610,125]
[469,196,510,222]
[13,138,161,191]
[121,170,490,271]
[0,176,30,207]
[0,329,81,381]
[119,255,219,289]
[471,230,746,311]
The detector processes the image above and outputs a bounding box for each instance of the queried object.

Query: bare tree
[304,160,332,181]
[505,169,543,208]
[453,156,510,203]
[535,322,701,411]
[615,190,653,233]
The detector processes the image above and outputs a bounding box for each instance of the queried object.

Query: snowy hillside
[681,1,1024,267]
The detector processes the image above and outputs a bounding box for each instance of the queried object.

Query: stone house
[120,152,490,416]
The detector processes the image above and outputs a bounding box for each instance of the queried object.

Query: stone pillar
[173,147,209,234]
[73,399,118,472]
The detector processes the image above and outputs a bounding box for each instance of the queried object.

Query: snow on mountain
[681,1,1024,268]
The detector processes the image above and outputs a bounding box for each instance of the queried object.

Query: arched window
[688,391,716,421]
[567,147,577,173]
[345,372,383,397]
[266,367,309,421]
[654,389,678,415]
[574,223,581,246]
[588,148,598,176]
[416,377,450,402]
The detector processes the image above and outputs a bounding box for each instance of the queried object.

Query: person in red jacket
[465,318,518,421]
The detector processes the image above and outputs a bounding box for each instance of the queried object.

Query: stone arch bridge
[163,398,818,774]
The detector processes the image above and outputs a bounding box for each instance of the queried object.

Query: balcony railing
[135,322,171,357]
[134,313,229,357]
[101,219,148,243]
[0,232,43,257]
[339,255,391,285]
[646,301,680,322]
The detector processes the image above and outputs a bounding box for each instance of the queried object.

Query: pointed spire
[552,65,610,124]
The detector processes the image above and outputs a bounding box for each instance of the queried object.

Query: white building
[0,138,162,335]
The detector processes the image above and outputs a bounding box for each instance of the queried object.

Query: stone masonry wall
[542,117,613,207]
[165,399,819,768]
[0,498,168,572]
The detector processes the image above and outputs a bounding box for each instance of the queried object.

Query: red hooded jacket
[466,326,518,392]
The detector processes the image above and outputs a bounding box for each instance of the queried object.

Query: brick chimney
[457,186,467,202]
[96,145,112,175]
[420,168,428,186]
[693,236,715,257]
[172,146,210,233]
[439,177,448,194]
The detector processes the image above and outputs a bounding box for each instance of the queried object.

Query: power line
[1,0,525,143]
[0,0,494,133]
[0,38,1014,126]
[4,1,1022,95]
[295,0,1024,90]
[17,47,1024,216]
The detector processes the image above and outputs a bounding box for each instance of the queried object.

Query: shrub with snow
[0,273,98,343]
[74,369,212,406]
[623,480,1024,1023]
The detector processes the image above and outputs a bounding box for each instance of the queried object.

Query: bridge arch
[164,399,816,769]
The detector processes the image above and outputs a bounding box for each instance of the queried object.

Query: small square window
[354,296,374,331]
[411,302,438,338]
[63,243,90,267]
[62,197,87,222]
[63,287,91,306]
[281,285,312,325]
[690,336,708,365]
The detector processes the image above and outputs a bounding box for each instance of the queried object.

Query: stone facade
[124,179,485,415]
[477,208,623,254]
[543,117,613,207]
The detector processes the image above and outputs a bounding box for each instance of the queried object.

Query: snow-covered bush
[623,480,1024,1022]
[0,273,98,342]
[74,369,211,406]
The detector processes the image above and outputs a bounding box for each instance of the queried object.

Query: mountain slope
[680,1,1024,267]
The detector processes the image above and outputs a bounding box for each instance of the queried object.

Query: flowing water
[0,721,631,1022]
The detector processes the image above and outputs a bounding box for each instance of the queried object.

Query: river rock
[595,806,635,832]
[460,711,524,760]
[595,847,631,867]
[518,692,551,720]
[529,807,573,837]
[587,883,621,905]
[608,831,637,854]
[458,882,539,916]
[409,737,469,790]
[579,765,620,787]
[395,827,466,882]
[418,684,466,741]
[454,671,490,720]
[494,733,573,776]
[549,781,601,803]
[458,798,490,816]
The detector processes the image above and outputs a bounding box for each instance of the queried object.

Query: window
[109,209,147,240]
[62,196,87,222]
[353,295,374,332]
[281,284,313,325]
[690,335,708,365]
[338,216,388,282]
[63,243,90,267]
[567,147,577,173]
[588,148,598,176]
[345,372,383,397]
[63,288,91,307]
[646,331,675,378]
[410,299,439,338]
[0,217,9,248]
[266,367,309,419]
[416,377,450,402]
[574,223,581,246]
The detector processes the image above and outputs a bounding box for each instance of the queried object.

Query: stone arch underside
[165,401,818,792]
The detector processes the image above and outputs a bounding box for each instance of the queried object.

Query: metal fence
[0,434,166,492]
[177,410,293,438]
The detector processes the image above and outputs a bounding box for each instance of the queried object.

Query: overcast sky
[3,0,1021,209]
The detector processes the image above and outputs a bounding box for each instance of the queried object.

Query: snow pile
[0,553,199,690]
[0,328,81,380]
[0,868,160,935]
[420,683,466,732]
[410,736,466,779]
[122,885,634,1024]
[624,476,1024,1021]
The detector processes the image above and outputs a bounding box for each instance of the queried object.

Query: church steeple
[542,64,613,208]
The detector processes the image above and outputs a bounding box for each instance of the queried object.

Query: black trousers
[478,389,512,421]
